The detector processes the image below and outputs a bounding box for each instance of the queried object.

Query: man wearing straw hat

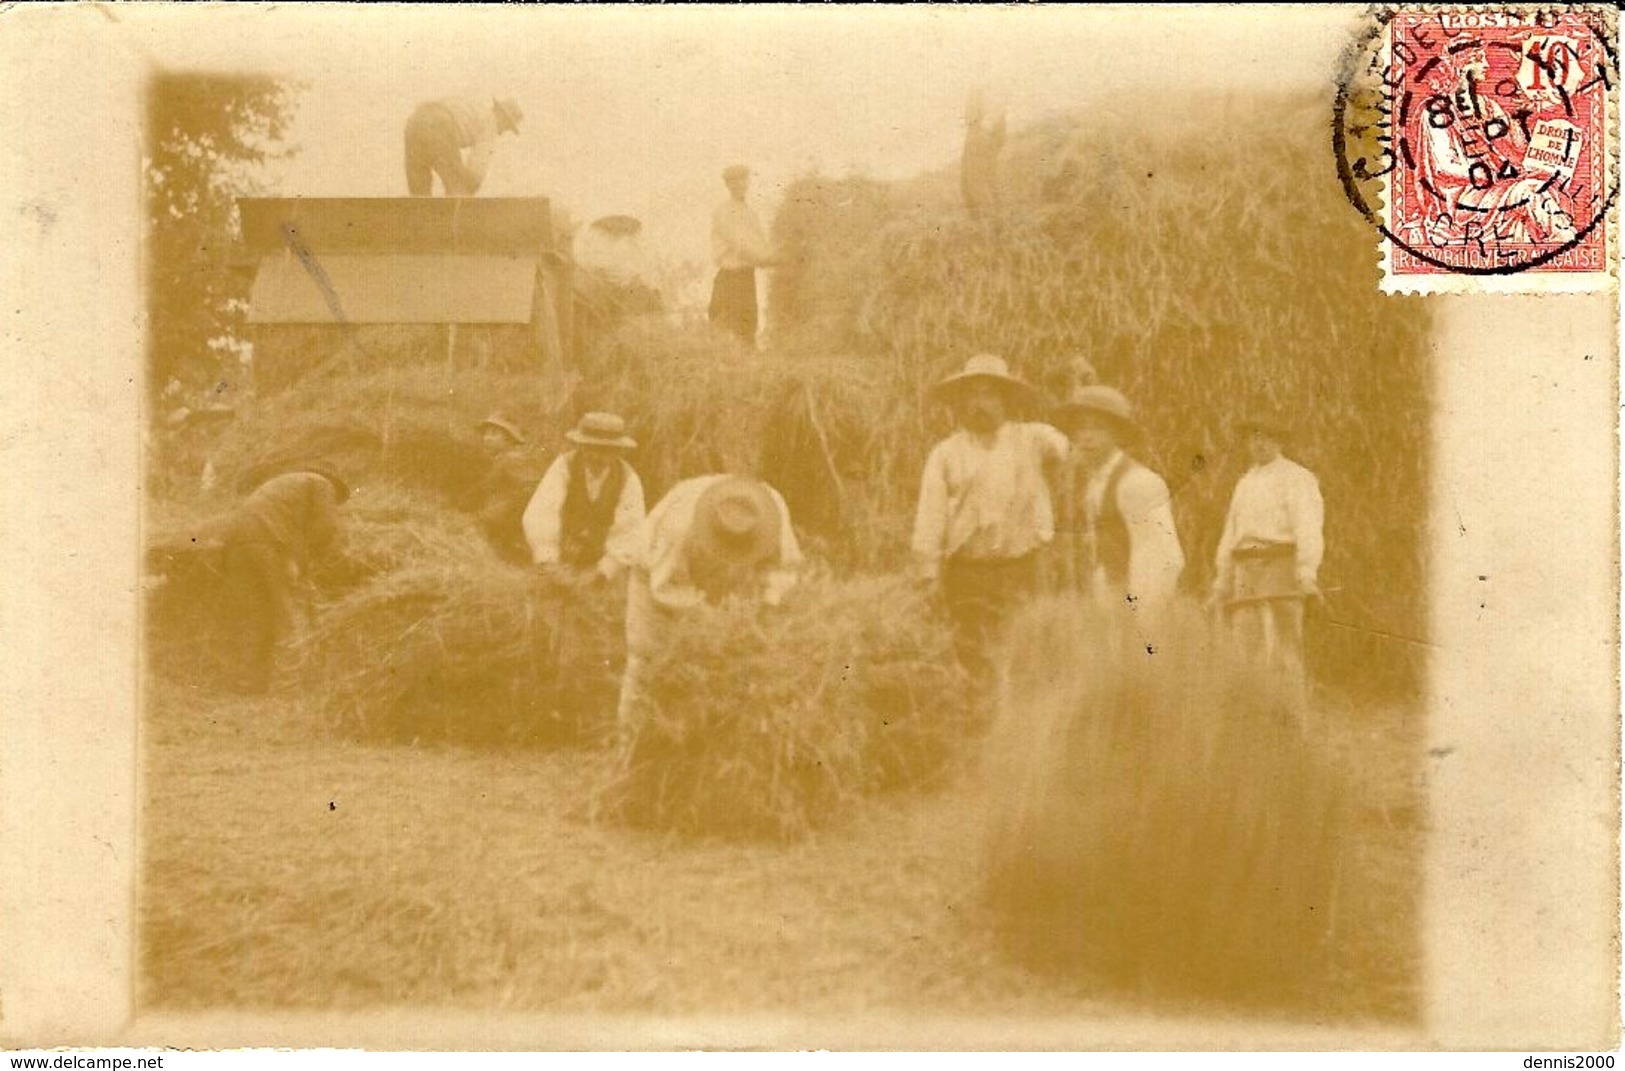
[616,474,803,739]
[1209,411,1324,701]
[522,412,647,584]
[709,164,777,345]
[220,465,350,693]
[403,95,524,197]
[1051,385,1186,618]
[911,353,1068,701]
[464,412,537,565]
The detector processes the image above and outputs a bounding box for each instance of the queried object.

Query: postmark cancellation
[1337,5,1619,294]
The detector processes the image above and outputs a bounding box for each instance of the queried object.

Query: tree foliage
[146,73,298,407]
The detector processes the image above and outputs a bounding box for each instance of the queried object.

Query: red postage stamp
[1338,6,1618,294]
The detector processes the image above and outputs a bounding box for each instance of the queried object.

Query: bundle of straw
[597,573,966,841]
[768,174,900,351]
[304,487,493,597]
[205,366,564,506]
[981,597,1347,1012]
[292,560,623,748]
[576,320,922,571]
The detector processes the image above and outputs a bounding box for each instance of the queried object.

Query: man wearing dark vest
[1051,386,1185,617]
[522,412,646,582]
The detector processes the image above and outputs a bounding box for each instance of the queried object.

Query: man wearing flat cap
[522,412,647,584]
[1051,385,1186,617]
[709,164,777,345]
[220,466,349,693]
[912,354,1068,700]
[616,474,803,738]
[1210,411,1324,700]
[404,95,523,197]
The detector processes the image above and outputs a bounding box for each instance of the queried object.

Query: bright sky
[138,5,1357,270]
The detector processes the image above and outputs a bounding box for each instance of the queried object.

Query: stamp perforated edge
[1371,3,1620,295]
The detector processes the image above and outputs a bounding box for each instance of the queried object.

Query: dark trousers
[404,104,480,197]
[709,267,758,343]
[942,552,1040,706]
[222,542,296,693]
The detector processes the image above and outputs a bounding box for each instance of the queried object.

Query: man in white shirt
[709,165,777,344]
[912,354,1068,701]
[521,412,646,584]
[403,96,523,197]
[1210,413,1325,701]
[616,474,803,738]
[1050,386,1185,618]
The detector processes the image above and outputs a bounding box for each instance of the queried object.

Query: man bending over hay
[617,474,803,740]
[220,466,349,693]
[1050,385,1186,623]
[911,354,1067,708]
[522,411,646,584]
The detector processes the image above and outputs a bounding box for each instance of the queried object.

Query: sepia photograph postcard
[0,2,1619,1055]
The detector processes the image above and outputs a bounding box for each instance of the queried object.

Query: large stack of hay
[981,599,1348,1012]
[769,94,1432,697]
[768,174,902,354]
[573,320,924,573]
[596,574,967,841]
[203,366,559,506]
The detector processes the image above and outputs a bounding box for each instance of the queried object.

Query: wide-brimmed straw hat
[494,97,524,135]
[246,463,350,504]
[304,465,352,504]
[930,353,1038,404]
[1052,385,1141,439]
[476,413,526,445]
[564,411,637,451]
[688,476,782,575]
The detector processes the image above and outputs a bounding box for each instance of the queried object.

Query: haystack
[575,320,922,571]
[142,480,502,688]
[203,366,562,507]
[769,174,900,352]
[596,574,966,841]
[981,598,1347,1012]
[292,559,623,747]
[768,94,1432,697]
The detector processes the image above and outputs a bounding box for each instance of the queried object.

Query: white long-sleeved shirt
[1079,450,1185,608]
[437,97,501,184]
[636,475,802,611]
[911,421,1069,579]
[1213,455,1324,591]
[521,453,646,579]
[622,475,803,658]
[712,198,773,271]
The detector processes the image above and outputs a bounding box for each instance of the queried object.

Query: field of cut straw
[141,674,1421,1021]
